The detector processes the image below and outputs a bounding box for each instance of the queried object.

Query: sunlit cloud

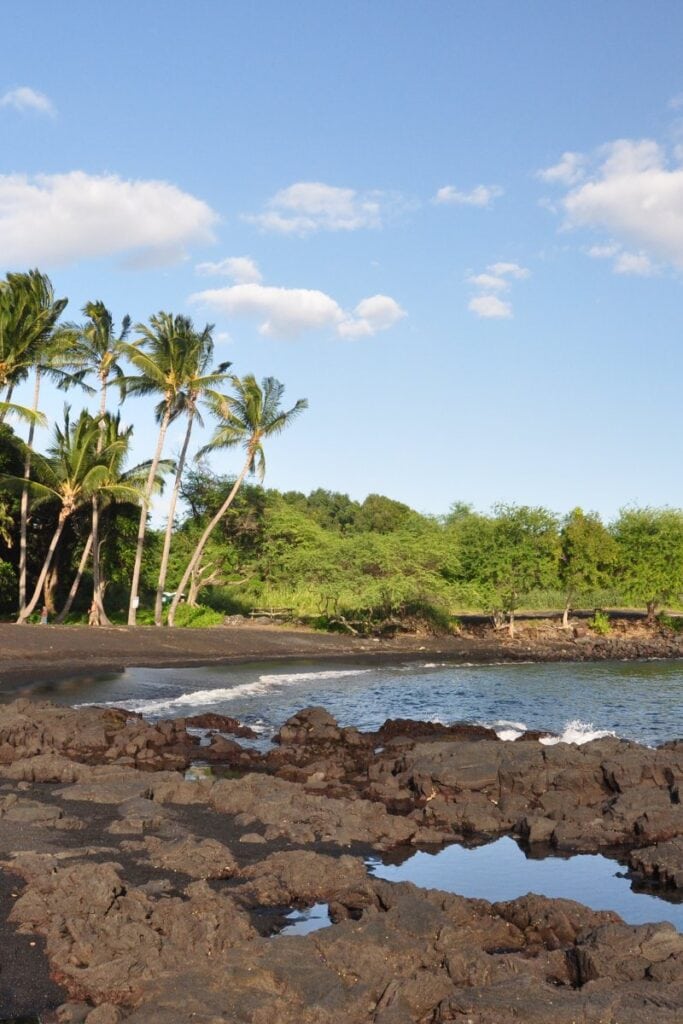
[468,294,512,319]
[467,261,529,319]
[195,255,262,283]
[542,138,683,273]
[191,272,406,340]
[0,86,55,116]
[0,171,217,268]
[434,184,503,207]
[244,181,393,234]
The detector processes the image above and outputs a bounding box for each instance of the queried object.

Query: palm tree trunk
[18,369,41,614]
[0,383,14,423]
[128,406,172,625]
[154,410,195,626]
[55,531,93,623]
[17,512,67,623]
[91,382,111,626]
[167,456,251,627]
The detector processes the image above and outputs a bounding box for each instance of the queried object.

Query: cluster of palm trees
[0,270,307,626]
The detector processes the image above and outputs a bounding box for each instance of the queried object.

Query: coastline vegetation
[1,269,683,632]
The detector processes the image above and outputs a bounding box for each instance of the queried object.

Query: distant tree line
[164,474,683,634]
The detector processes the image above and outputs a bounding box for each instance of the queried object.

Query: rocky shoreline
[0,699,681,1022]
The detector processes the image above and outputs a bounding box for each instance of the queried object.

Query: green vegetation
[0,268,682,633]
[588,610,611,636]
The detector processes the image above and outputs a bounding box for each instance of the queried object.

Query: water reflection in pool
[368,836,682,931]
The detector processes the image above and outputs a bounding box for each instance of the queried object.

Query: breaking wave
[77,668,370,716]
[539,719,616,746]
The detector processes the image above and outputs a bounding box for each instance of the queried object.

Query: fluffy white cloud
[245,181,386,234]
[435,184,503,207]
[587,241,655,276]
[0,86,55,116]
[191,281,405,340]
[468,294,512,319]
[547,138,683,270]
[338,295,406,338]
[537,151,585,186]
[466,261,529,319]
[195,255,262,283]
[0,171,217,267]
[466,272,509,291]
[488,261,530,279]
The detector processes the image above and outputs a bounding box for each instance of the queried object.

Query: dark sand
[1,619,682,692]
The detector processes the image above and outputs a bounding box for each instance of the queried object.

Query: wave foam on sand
[77,668,370,716]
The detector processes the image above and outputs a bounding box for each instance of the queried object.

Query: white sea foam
[77,668,370,716]
[492,719,527,742]
[539,719,616,746]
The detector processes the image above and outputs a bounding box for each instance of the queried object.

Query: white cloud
[587,242,621,259]
[466,261,529,320]
[669,93,683,110]
[555,138,683,270]
[0,86,55,116]
[488,261,530,279]
[613,251,655,276]
[537,151,585,186]
[195,255,262,283]
[468,295,512,319]
[0,171,217,267]
[466,272,509,291]
[244,181,387,234]
[191,281,405,340]
[435,184,503,207]
[338,295,406,338]
[586,241,655,276]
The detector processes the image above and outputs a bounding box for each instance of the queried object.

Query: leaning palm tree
[167,375,307,627]
[152,336,231,626]
[55,413,171,623]
[120,312,227,625]
[1,408,141,623]
[55,301,131,624]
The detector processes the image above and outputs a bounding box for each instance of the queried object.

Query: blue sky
[2,1,683,523]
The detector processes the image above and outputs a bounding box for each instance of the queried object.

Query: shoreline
[0,699,681,1021]
[1,619,682,689]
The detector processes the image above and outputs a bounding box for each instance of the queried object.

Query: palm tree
[167,375,307,627]
[56,301,131,624]
[120,312,227,626]
[55,413,171,623]
[0,271,77,614]
[1,408,141,623]
[152,334,231,626]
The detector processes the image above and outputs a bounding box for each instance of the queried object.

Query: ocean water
[47,656,683,748]
[10,657,683,932]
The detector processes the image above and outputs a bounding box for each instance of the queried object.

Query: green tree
[121,312,226,625]
[1,408,141,622]
[489,504,560,636]
[0,271,74,613]
[57,301,131,623]
[54,414,170,623]
[612,507,683,620]
[559,508,617,626]
[167,375,307,626]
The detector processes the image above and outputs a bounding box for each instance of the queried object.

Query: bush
[172,603,224,628]
[657,612,683,634]
[588,610,611,635]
